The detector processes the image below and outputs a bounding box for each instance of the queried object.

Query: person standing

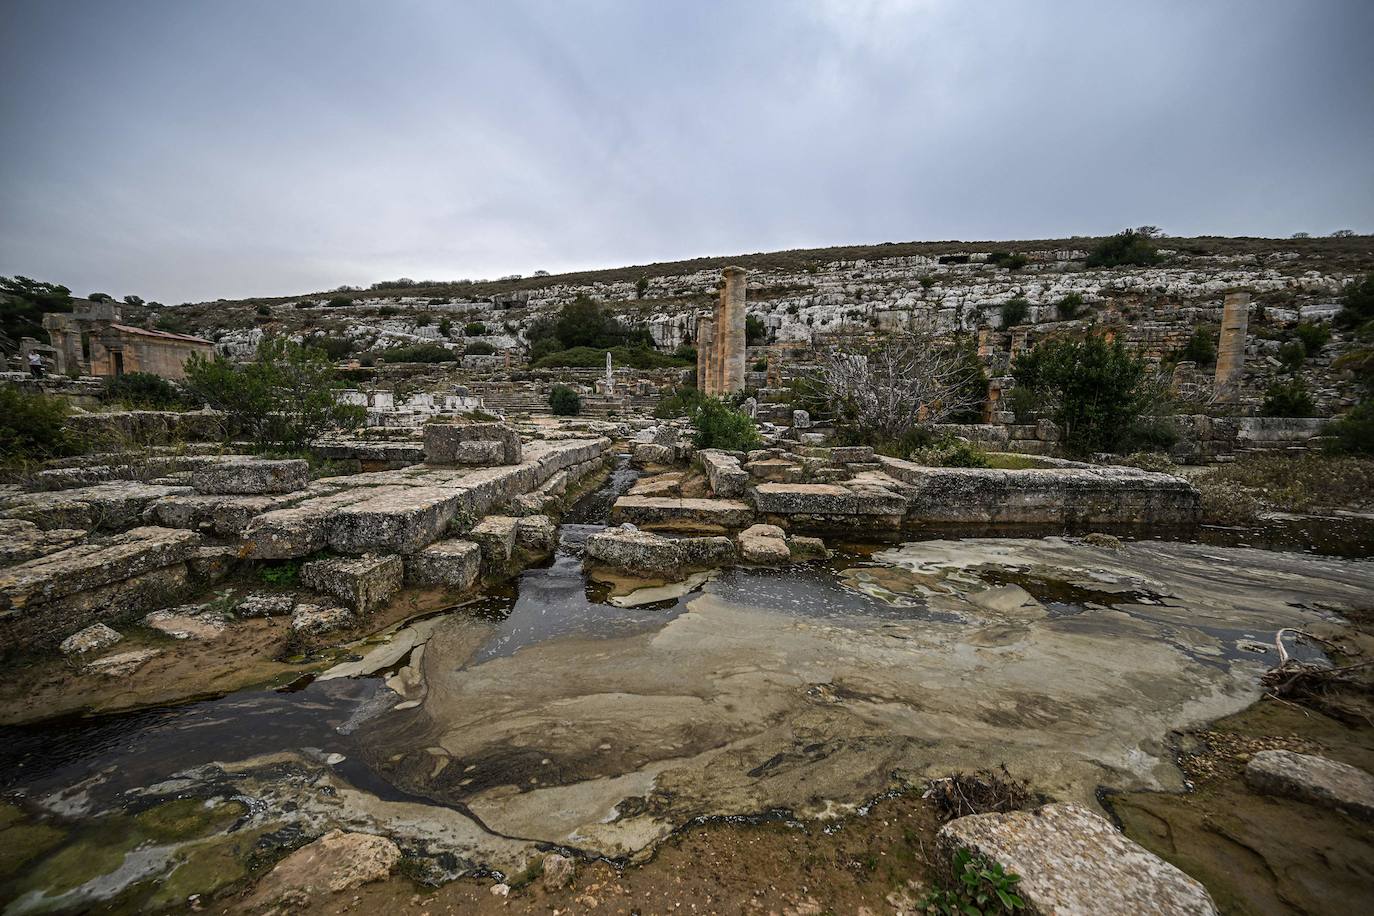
[27,350,45,378]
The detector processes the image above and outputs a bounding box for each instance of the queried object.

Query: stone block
[515,515,557,552]
[423,422,522,466]
[59,623,122,656]
[191,458,309,495]
[610,496,755,532]
[0,526,200,611]
[1244,750,1374,818]
[188,545,237,584]
[937,803,1218,915]
[583,528,683,577]
[235,594,296,618]
[787,536,829,561]
[0,519,86,565]
[327,486,461,555]
[470,515,519,569]
[300,554,403,614]
[85,648,161,677]
[631,443,675,468]
[738,524,791,564]
[143,605,227,640]
[290,603,353,637]
[830,446,875,463]
[406,539,481,589]
[698,450,750,497]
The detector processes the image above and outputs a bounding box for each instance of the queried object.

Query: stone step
[610,496,754,532]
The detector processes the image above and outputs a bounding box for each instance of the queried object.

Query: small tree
[1012,334,1149,454]
[89,292,114,302]
[122,295,144,307]
[549,384,581,416]
[104,372,183,409]
[184,338,364,449]
[1,276,71,345]
[464,321,487,336]
[1085,230,1161,268]
[691,398,760,451]
[1179,326,1217,366]
[745,314,767,345]
[0,385,74,465]
[1336,273,1374,331]
[1261,379,1315,417]
[635,276,649,299]
[1000,297,1030,327]
[808,327,984,443]
[1055,292,1085,320]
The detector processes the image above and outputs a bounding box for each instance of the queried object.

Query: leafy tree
[635,276,649,299]
[255,304,271,317]
[1277,340,1306,372]
[414,313,432,327]
[1291,232,1311,239]
[691,398,760,451]
[1085,229,1161,268]
[745,314,767,345]
[549,384,581,416]
[183,337,364,448]
[1000,297,1030,327]
[1179,326,1217,365]
[1012,334,1149,454]
[0,384,75,465]
[1261,378,1315,417]
[464,321,487,336]
[1,276,71,347]
[89,292,114,302]
[309,336,355,360]
[122,295,144,307]
[1331,229,1356,238]
[1329,402,1374,455]
[438,317,452,337]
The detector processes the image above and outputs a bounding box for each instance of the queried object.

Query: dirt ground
[221,789,946,916]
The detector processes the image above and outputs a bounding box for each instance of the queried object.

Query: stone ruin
[696,266,748,396]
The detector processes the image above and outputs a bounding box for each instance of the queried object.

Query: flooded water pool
[2,464,1372,910]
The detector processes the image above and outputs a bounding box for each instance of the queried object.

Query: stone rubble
[58,622,122,656]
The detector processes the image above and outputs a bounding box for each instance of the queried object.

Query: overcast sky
[2,0,1371,304]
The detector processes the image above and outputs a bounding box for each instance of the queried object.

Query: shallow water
[2,470,1373,907]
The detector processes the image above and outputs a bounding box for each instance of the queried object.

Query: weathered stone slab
[737,523,791,564]
[242,490,376,559]
[1,482,192,531]
[300,554,403,614]
[515,515,556,552]
[235,594,296,618]
[0,519,86,564]
[85,647,161,677]
[328,486,462,555]
[752,483,857,515]
[0,527,200,611]
[424,422,522,466]
[937,803,1218,915]
[290,603,354,637]
[1244,749,1374,817]
[676,536,737,567]
[191,457,309,495]
[830,446,876,463]
[584,528,684,576]
[146,492,297,536]
[143,605,227,640]
[405,539,481,589]
[628,472,683,499]
[610,496,754,532]
[631,443,675,468]
[697,450,750,497]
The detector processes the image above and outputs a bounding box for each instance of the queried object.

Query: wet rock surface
[937,803,1219,915]
[248,829,401,909]
[1244,749,1374,817]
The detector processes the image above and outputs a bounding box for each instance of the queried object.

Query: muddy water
[2,479,1373,910]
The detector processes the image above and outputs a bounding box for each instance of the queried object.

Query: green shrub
[752,358,768,371]
[464,321,487,336]
[1261,378,1315,417]
[1000,297,1030,327]
[438,317,452,336]
[919,847,1025,915]
[1277,340,1307,372]
[635,276,649,299]
[0,384,74,466]
[988,251,1029,271]
[414,313,432,327]
[654,386,708,419]
[549,384,581,416]
[919,275,936,290]
[183,337,365,449]
[104,372,183,409]
[377,306,398,317]
[1005,385,1040,423]
[1293,322,1331,354]
[326,295,353,308]
[1179,326,1217,365]
[464,341,496,356]
[673,344,698,365]
[255,305,271,317]
[528,294,651,352]
[1,275,71,343]
[1121,416,1180,453]
[691,398,760,451]
[912,438,989,468]
[1336,273,1374,331]
[375,343,455,363]
[1055,292,1085,320]
[746,314,767,345]
[1329,401,1374,455]
[1012,334,1148,455]
[1085,229,1161,268]
[310,336,355,360]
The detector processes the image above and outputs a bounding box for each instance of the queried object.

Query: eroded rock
[300,554,403,614]
[59,623,122,656]
[191,457,309,495]
[250,829,400,908]
[1244,749,1374,817]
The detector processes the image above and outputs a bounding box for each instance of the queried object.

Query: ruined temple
[43,300,213,379]
[696,266,748,395]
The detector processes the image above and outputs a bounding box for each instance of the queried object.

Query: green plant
[1055,292,1084,320]
[654,386,708,419]
[673,344,698,364]
[183,337,365,449]
[1004,385,1039,423]
[988,251,1029,271]
[464,341,496,356]
[920,275,936,290]
[1012,334,1148,455]
[919,848,1025,915]
[377,305,398,317]
[635,276,649,299]
[310,336,355,360]
[414,313,432,327]
[1000,297,1030,327]
[691,398,760,451]
[104,372,184,409]
[549,384,581,416]
[746,314,767,345]
[911,438,989,468]
[1277,340,1307,372]
[0,384,75,466]
[256,305,271,317]
[1336,273,1374,333]
[1261,378,1315,417]
[259,559,302,587]
[1085,229,1161,268]
[1329,401,1374,455]
[373,343,455,363]
[1,276,71,344]
[1293,322,1331,354]
[752,358,768,372]
[438,317,452,337]
[1179,326,1217,366]
[326,295,353,308]
[464,321,487,336]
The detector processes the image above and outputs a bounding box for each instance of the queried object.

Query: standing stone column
[1213,291,1250,403]
[696,314,716,394]
[718,266,748,395]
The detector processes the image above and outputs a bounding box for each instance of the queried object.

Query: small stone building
[43,301,213,379]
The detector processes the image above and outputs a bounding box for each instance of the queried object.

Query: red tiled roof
[107,323,213,345]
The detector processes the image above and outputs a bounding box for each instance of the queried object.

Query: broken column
[696,314,717,394]
[716,266,748,395]
[1213,290,1250,403]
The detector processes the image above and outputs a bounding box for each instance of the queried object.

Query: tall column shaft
[719,266,748,394]
[697,316,716,394]
[1213,291,1250,403]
